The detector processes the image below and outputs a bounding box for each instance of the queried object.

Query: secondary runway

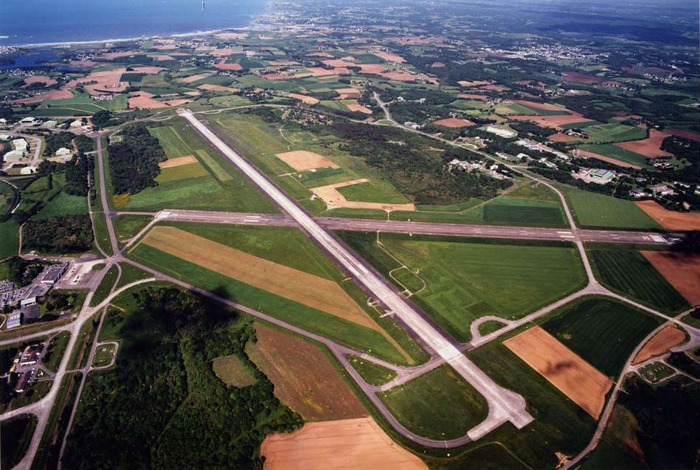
[153,209,674,245]
[179,108,534,444]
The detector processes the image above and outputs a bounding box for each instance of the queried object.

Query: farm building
[485,126,517,138]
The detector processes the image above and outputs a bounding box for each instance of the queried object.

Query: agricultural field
[577,143,650,168]
[212,354,257,387]
[340,232,586,341]
[0,219,19,259]
[641,251,700,305]
[588,247,690,313]
[560,186,660,229]
[128,223,421,364]
[246,323,367,421]
[110,121,278,214]
[378,365,488,439]
[112,214,153,244]
[540,297,661,377]
[575,123,647,144]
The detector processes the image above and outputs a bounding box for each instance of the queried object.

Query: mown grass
[348,355,398,386]
[0,219,19,259]
[336,181,412,204]
[589,248,689,313]
[341,232,586,342]
[561,186,660,229]
[378,365,488,439]
[578,123,647,144]
[90,265,119,307]
[112,214,152,242]
[540,297,661,377]
[43,332,70,373]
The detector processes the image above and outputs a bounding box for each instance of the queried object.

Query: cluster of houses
[448,158,512,180]
[4,344,43,394]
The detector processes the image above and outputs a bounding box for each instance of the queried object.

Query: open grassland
[589,248,689,313]
[391,191,567,228]
[0,219,19,259]
[212,354,257,387]
[115,120,277,214]
[90,265,119,307]
[337,181,412,204]
[261,417,428,470]
[577,144,650,168]
[577,123,647,144]
[128,242,409,364]
[206,112,409,213]
[348,356,398,386]
[541,297,661,377]
[379,365,488,440]
[340,232,586,342]
[561,186,659,229]
[247,323,367,421]
[112,214,153,243]
[505,326,612,418]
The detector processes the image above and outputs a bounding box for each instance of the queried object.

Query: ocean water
[0,0,268,46]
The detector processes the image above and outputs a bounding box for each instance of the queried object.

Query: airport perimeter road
[179,108,534,439]
[153,209,674,245]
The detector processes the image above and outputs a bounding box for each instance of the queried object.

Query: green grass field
[561,186,660,229]
[40,90,128,112]
[114,120,277,214]
[541,297,661,377]
[579,123,647,144]
[0,219,19,259]
[90,265,119,307]
[577,144,650,168]
[348,355,398,386]
[378,365,488,439]
[336,181,412,204]
[340,232,587,342]
[482,197,566,226]
[112,214,152,242]
[589,248,689,313]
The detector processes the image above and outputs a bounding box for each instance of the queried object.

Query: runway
[179,109,534,443]
[152,209,674,245]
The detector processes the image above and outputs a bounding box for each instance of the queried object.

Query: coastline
[12,26,253,50]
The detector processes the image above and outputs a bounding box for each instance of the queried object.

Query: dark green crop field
[589,248,689,313]
[541,297,661,377]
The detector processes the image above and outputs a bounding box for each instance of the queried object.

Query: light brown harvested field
[15,88,75,104]
[214,62,243,71]
[22,76,57,87]
[69,60,97,68]
[197,83,240,93]
[562,72,603,84]
[636,201,700,230]
[432,118,475,128]
[323,59,357,68]
[246,323,368,421]
[504,326,612,418]
[276,150,339,171]
[212,48,238,57]
[457,93,489,101]
[311,179,415,212]
[575,149,642,169]
[550,133,579,143]
[614,129,672,159]
[140,226,380,330]
[380,71,438,85]
[288,93,320,105]
[642,251,700,305]
[179,73,211,84]
[431,61,446,68]
[478,84,508,92]
[346,103,372,114]
[212,354,257,387]
[147,54,175,62]
[632,325,686,365]
[162,99,192,107]
[128,91,168,109]
[510,113,594,130]
[514,100,567,111]
[215,32,248,40]
[184,90,201,96]
[158,155,197,168]
[458,80,491,87]
[373,51,406,63]
[261,417,427,470]
[100,51,136,60]
[307,52,334,58]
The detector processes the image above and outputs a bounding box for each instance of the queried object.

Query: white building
[484,126,517,138]
[12,138,28,154]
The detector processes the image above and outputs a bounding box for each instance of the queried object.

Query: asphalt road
[180,108,534,439]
